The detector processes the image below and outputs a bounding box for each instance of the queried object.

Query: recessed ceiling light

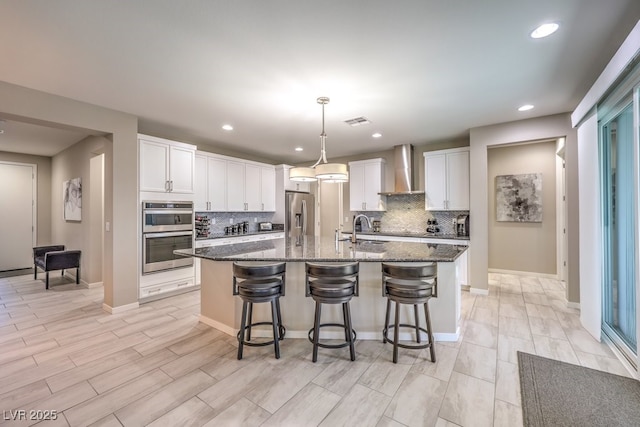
[222,124,233,131]
[372,132,382,138]
[518,104,534,112]
[295,147,303,152]
[530,23,559,39]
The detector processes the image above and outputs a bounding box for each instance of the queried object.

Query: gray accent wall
[470,113,579,304]
[487,140,557,274]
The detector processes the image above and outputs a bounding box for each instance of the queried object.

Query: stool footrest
[237,322,286,347]
[383,324,433,350]
[308,323,357,349]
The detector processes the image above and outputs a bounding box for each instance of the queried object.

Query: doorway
[0,161,36,270]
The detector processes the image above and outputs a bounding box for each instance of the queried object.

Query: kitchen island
[175,236,467,341]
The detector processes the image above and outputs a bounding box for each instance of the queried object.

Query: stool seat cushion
[310,279,355,299]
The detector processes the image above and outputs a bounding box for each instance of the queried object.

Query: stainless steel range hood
[379,144,424,195]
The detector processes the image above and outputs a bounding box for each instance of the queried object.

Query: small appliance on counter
[455,214,469,237]
[426,218,440,234]
[259,222,273,231]
[224,221,249,235]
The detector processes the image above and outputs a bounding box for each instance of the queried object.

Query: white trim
[601,333,638,378]
[86,281,103,289]
[199,315,237,337]
[199,316,460,342]
[470,288,490,296]
[102,301,139,314]
[566,301,580,310]
[572,20,640,127]
[487,268,559,280]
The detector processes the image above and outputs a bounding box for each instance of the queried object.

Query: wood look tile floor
[0,272,632,426]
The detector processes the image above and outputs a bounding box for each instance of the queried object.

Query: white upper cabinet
[139,134,195,194]
[194,151,275,212]
[423,147,469,210]
[277,164,311,193]
[226,159,246,211]
[260,166,276,211]
[349,158,386,211]
[195,154,227,211]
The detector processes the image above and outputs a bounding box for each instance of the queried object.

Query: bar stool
[305,262,359,362]
[233,262,286,360]
[381,262,437,363]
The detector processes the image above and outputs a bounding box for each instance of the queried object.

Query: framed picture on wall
[63,177,82,221]
[495,173,542,222]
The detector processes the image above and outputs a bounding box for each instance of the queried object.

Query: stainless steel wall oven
[142,201,194,274]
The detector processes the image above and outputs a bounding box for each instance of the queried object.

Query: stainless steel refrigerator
[285,191,315,238]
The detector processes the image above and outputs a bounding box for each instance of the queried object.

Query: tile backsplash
[353,193,468,235]
[195,212,275,237]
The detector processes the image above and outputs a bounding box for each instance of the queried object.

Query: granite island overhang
[175,236,467,341]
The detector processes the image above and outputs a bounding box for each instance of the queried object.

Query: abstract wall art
[63,177,82,221]
[495,173,542,222]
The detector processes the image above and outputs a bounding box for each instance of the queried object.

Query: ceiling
[0,1,639,162]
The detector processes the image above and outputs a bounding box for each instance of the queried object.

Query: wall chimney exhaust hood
[379,144,424,195]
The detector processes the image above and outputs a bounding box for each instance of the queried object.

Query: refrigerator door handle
[301,199,307,235]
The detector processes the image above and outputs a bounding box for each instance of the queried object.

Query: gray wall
[487,141,557,274]
[0,151,52,245]
[51,136,108,285]
[0,81,139,309]
[470,113,579,303]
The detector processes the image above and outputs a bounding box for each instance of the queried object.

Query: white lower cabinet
[139,266,196,301]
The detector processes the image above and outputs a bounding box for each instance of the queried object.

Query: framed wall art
[495,173,542,222]
[63,177,82,221]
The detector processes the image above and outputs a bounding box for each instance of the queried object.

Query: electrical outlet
[212,218,216,224]
[254,217,258,222]
[229,218,233,224]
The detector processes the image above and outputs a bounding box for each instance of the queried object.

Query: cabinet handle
[362,202,365,210]
[261,203,264,211]
[165,181,169,192]
[171,180,174,192]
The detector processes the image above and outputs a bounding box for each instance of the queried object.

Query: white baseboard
[470,287,490,296]
[198,316,459,342]
[199,315,237,337]
[488,268,559,280]
[103,301,139,314]
[566,301,580,310]
[86,281,103,289]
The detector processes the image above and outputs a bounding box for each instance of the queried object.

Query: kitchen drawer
[140,276,195,298]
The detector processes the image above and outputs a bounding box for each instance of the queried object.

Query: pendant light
[289,97,349,183]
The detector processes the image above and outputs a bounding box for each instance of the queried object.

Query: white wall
[577,113,601,340]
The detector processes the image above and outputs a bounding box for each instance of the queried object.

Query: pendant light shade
[289,97,349,183]
[288,166,316,182]
[314,163,348,180]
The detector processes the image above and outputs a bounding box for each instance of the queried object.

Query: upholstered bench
[33,245,81,289]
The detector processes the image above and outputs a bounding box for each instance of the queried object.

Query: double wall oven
[142,201,194,274]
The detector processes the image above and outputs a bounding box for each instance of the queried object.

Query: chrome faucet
[351,214,372,244]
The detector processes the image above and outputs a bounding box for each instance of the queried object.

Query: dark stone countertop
[177,236,467,263]
[341,230,470,241]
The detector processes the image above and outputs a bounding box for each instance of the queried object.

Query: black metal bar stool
[305,262,359,362]
[381,262,437,363]
[233,262,286,360]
